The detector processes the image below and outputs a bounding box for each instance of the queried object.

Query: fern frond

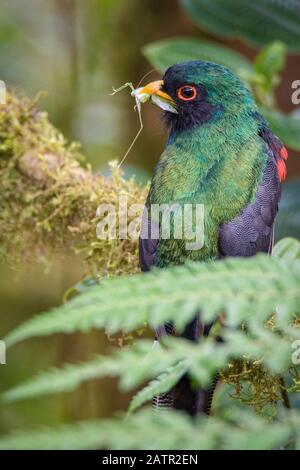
[3,323,296,406]
[5,255,300,347]
[0,408,297,450]
[2,338,224,404]
[1,340,189,403]
[1,356,112,404]
[128,361,187,415]
[1,341,176,404]
[273,237,300,260]
[0,420,104,450]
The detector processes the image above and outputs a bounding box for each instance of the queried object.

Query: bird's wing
[218,122,287,257]
[139,208,159,272]
[139,208,175,338]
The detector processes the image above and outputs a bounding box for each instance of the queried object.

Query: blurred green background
[0,0,299,435]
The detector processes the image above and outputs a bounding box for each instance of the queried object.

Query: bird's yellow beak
[132,80,178,114]
[138,80,172,102]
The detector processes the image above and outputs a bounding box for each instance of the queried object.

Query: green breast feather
[147,108,267,267]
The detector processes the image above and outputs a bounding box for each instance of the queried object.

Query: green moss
[0,92,148,275]
[221,360,282,413]
[221,316,300,412]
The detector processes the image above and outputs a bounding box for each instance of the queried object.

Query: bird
[136,60,288,416]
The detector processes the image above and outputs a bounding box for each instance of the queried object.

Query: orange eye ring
[177,85,197,101]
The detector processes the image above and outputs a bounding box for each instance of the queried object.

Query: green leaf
[180,0,300,52]
[128,336,240,414]
[273,238,300,261]
[5,254,300,347]
[0,337,226,404]
[143,37,253,80]
[63,276,99,303]
[3,322,295,405]
[1,341,178,404]
[0,408,296,450]
[254,42,286,105]
[128,361,187,415]
[0,420,105,450]
[2,311,298,406]
[221,409,292,450]
[260,107,300,151]
[1,355,113,404]
[276,180,300,241]
[255,41,286,89]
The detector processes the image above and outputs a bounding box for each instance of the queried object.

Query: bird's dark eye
[177,85,197,101]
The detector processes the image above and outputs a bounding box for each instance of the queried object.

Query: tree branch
[0,92,147,275]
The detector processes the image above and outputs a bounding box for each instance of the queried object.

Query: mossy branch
[0,92,147,275]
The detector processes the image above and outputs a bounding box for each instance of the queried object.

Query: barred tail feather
[153,315,218,415]
[152,391,174,412]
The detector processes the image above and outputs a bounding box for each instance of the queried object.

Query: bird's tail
[173,372,219,416]
[153,316,218,416]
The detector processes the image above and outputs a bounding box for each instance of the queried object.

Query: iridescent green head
[136,60,255,134]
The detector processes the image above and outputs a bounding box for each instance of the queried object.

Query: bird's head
[134,60,253,135]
